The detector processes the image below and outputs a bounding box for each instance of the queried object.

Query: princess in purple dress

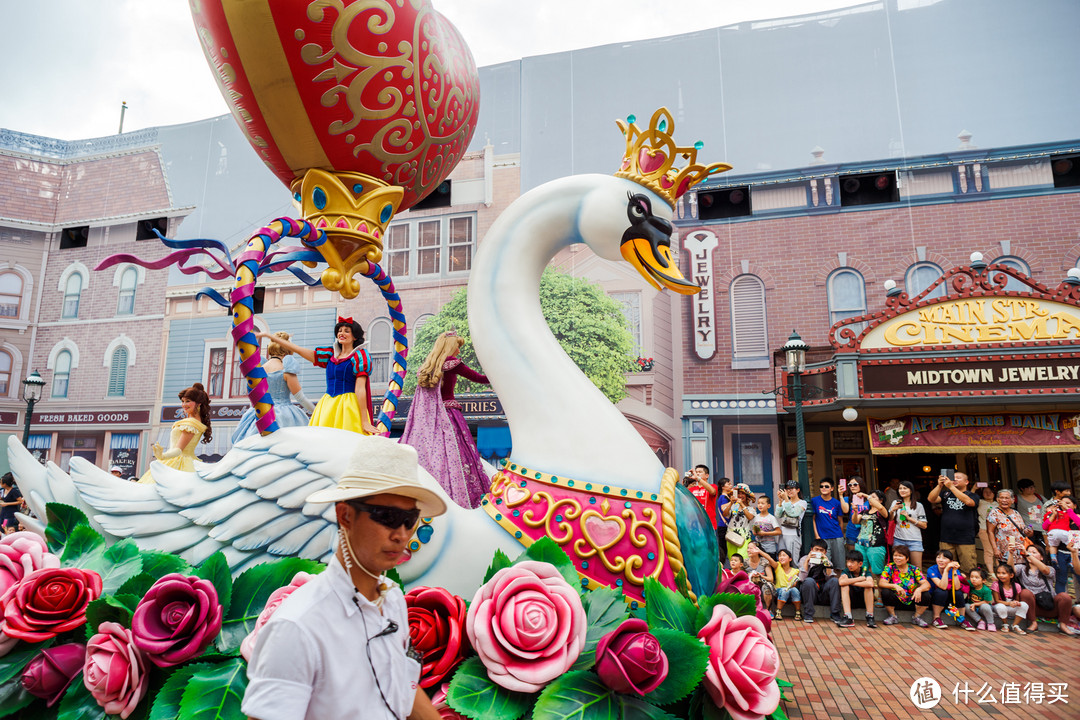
[401,331,490,508]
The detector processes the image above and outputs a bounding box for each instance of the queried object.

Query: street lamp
[21,371,45,444]
[781,331,812,554]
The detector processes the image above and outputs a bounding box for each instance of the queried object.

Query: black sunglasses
[346,501,421,530]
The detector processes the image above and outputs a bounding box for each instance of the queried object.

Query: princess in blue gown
[230,331,313,442]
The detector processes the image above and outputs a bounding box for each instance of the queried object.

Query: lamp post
[781,331,812,553]
[21,371,45,445]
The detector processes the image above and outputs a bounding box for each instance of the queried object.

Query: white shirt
[242,556,420,720]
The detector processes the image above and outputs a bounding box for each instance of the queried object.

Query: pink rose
[240,571,312,661]
[21,643,86,707]
[0,567,102,647]
[594,618,668,695]
[0,532,60,596]
[84,622,149,720]
[697,604,781,720]
[465,561,586,693]
[717,570,772,634]
[131,574,222,667]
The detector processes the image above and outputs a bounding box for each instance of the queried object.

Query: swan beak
[620,237,701,295]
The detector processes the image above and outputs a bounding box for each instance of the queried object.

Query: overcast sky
[0,0,869,140]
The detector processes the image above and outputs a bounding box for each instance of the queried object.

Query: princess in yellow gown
[138,383,213,483]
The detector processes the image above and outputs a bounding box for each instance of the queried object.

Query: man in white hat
[242,435,446,720]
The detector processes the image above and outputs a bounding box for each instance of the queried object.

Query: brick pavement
[771,618,1079,719]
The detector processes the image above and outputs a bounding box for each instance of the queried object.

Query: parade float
[2,1,791,718]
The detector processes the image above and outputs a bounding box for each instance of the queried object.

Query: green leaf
[217,558,324,654]
[56,681,107,720]
[59,524,106,568]
[139,552,192,581]
[150,666,199,720]
[0,673,35,718]
[66,537,145,595]
[0,640,52,686]
[446,657,533,720]
[532,671,619,720]
[44,503,92,556]
[84,596,136,638]
[483,549,513,584]
[384,566,404,591]
[688,688,731,720]
[643,578,696,634]
[516,536,581,591]
[776,678,793,688]
[118,572,157,599]
[569,586,629,671]
[195,552,233,617]
[673,567,692,600]
[696,593,756,631]
[619,695,681,720]
[643,627,709,706]
[177,658,247,720]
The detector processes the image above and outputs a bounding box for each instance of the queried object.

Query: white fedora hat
[305,435,447,517]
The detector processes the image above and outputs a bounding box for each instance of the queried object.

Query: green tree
[403,266,637,403]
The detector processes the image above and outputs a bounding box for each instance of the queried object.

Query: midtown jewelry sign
[862,356,1080,396]
[869,412,1080,454]
[861,298,1080,349]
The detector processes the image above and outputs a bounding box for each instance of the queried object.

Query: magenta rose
[21,643,86,707]
[84,622,149,720]
[0,567,102,646]
[131,573,222,667]
[717,570,772,634]
[431,683,469,720]
[405,586,470,688]
[240,571,312,661]
[697,604,781,720]
[465,561,586,692]
[594,618,668,695]
[0,532,60,597]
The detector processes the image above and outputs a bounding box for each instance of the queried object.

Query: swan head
[579,178,700,296]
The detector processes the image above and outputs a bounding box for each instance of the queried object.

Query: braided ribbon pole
[230,217,408,436]
[355,260,408,435]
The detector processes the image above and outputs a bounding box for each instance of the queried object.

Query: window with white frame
[0,350,10,396]
[609,292,642,356]
[207,347,227,399]
[117,267,138,315]
[385,214,476,278]
[991,256,1031,292]
[827,268,867,328]
[62,274,82,319]
[52,350,72,398]
[905,262,945,299]
[230,349,247,397]
[107,347,128,397]
[0,271,23,319]
[730,274,769,367]
[368,318,393,385]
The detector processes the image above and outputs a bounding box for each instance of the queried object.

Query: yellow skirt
[309,393,370,434]
[138,454,196,484]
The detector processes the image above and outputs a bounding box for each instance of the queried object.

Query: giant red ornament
[190,0,480,212]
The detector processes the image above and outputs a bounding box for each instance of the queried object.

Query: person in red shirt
[687,464,718,533]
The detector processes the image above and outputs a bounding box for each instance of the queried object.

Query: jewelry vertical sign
[685,230,718,360]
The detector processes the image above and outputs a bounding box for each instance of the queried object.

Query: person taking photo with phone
[927,470,978,575]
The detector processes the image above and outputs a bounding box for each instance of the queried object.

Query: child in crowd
[964,567,996,631]
[926,549,975,630]
[723,553,746,583]
[772,548,802,621]
[991,563,1029,634]
[745,542,776,612]
[751,496,782,556]
[837,550,877,628]
[1043,496,1080,566]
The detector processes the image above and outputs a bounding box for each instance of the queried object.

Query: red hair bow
[337,316,353,324]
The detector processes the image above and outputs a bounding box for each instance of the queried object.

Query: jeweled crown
[290,169,403,260]
[614,108,732,207]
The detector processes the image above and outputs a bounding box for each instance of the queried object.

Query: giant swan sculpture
[7,109,730,603]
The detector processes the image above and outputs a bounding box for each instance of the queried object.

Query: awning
[869,412,1080,454]
[477,425,512,460]
[110,433,140,449]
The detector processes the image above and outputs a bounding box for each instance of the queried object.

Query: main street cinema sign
[829,263,1080,399]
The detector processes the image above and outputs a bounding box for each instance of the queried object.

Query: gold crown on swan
[614,108,732,207]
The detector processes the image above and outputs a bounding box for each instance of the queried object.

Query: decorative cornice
[0,127,161,160]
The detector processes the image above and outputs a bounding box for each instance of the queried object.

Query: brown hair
[179,383,212,443]
[417,332,465,389]
[267,331,292,359]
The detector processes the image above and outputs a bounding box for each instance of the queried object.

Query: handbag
[886,516,897,546]
[726,528,747,546]
[1006,514,1042,551]
[1020,565,1056,610]
[780,512,800,529]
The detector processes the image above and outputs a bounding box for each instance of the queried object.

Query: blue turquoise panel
[673,483,718,597]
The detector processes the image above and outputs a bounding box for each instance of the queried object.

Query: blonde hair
[267,331,292,359]
[417,332,465,388]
